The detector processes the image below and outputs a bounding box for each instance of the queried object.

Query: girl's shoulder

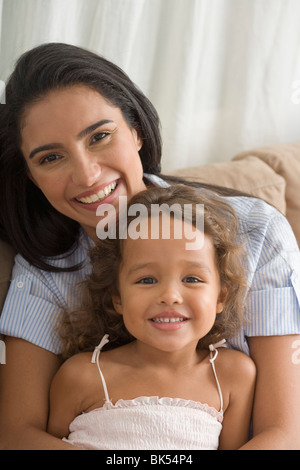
[50,351,110,417]
[54,352,95,388]
[56,346,123,387]
[216,348,256,386]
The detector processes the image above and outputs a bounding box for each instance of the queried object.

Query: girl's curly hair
[60,184,248,359]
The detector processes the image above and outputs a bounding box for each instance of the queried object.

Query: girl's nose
[71,153,102,187]
[157,285,183,305]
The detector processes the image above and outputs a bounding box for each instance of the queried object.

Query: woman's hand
[240,334,300,450]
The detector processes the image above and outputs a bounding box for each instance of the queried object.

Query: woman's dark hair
[0,42,162,271]
[0,42,250,272]
[60,184,248,359]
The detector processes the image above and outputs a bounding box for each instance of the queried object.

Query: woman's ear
[216,286,228,314]
[112,294,123,315]
[132,128,143,152]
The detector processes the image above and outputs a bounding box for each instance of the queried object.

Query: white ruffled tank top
[64,335,226,450]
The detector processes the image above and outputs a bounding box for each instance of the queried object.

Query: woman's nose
[71,153,102,187]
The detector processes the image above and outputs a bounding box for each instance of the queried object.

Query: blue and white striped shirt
[0,175,300,355]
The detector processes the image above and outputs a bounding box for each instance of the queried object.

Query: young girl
[47,185,256,450]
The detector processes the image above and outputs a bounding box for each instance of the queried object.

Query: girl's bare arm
[218,350,256,450]
[47,354,90,440]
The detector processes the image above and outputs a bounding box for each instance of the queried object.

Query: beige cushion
[234,142,300,246]
[169,155,286,214]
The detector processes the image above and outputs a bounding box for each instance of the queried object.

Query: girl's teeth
[152,318,185,323]
[76,182,117,204]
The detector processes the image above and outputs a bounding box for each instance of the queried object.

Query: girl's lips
[150,319,188,331]
[151,311,188,320]
[149,312,189,331]
[72,179,121,211]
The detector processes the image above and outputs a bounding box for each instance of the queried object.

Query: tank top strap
[208,339,227,413]
[91,334,111,404]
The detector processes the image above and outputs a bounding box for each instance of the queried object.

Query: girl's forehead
[118,233,221,286]
[121,227,215,265]
[121,214,207,246]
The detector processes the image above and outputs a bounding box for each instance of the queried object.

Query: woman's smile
[74,179,119,205]
[72,178,121,212]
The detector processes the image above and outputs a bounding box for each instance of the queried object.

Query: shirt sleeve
[245,209,300,336]
[0,230,91,354]
[227,197,300,354]
[0,255,76,354]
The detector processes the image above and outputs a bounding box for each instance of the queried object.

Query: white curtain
[1,0,300,172]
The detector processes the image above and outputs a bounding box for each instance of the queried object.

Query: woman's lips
[72,179,121,211]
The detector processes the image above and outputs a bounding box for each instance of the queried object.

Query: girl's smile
[149,311,189,330]
[20,85,146,241]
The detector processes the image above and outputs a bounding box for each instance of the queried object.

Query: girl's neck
[128,340,206,371]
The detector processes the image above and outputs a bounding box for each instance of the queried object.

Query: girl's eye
[90,132,108,144]
[137,277,157,284]
[183,276,202,283]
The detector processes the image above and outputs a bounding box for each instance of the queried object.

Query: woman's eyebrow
[29,119,114,159]
[77,119,114,139]
[29,143,62,159]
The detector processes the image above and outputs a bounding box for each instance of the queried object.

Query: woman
[0,43,299,450]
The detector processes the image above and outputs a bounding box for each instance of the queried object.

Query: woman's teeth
[151,318,186,323]
[76,181,117,204]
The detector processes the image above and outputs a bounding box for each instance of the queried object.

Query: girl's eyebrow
[127,262,155,275]
[127,261,212,275]
[29,119,114,159]
[185,261,211,272]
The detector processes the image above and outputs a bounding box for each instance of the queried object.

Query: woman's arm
[240,335,300,450]
[0,337,78,450]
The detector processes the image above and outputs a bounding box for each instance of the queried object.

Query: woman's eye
[90,132,108,144]
[137,277,157,284]
[40,154,61,165]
